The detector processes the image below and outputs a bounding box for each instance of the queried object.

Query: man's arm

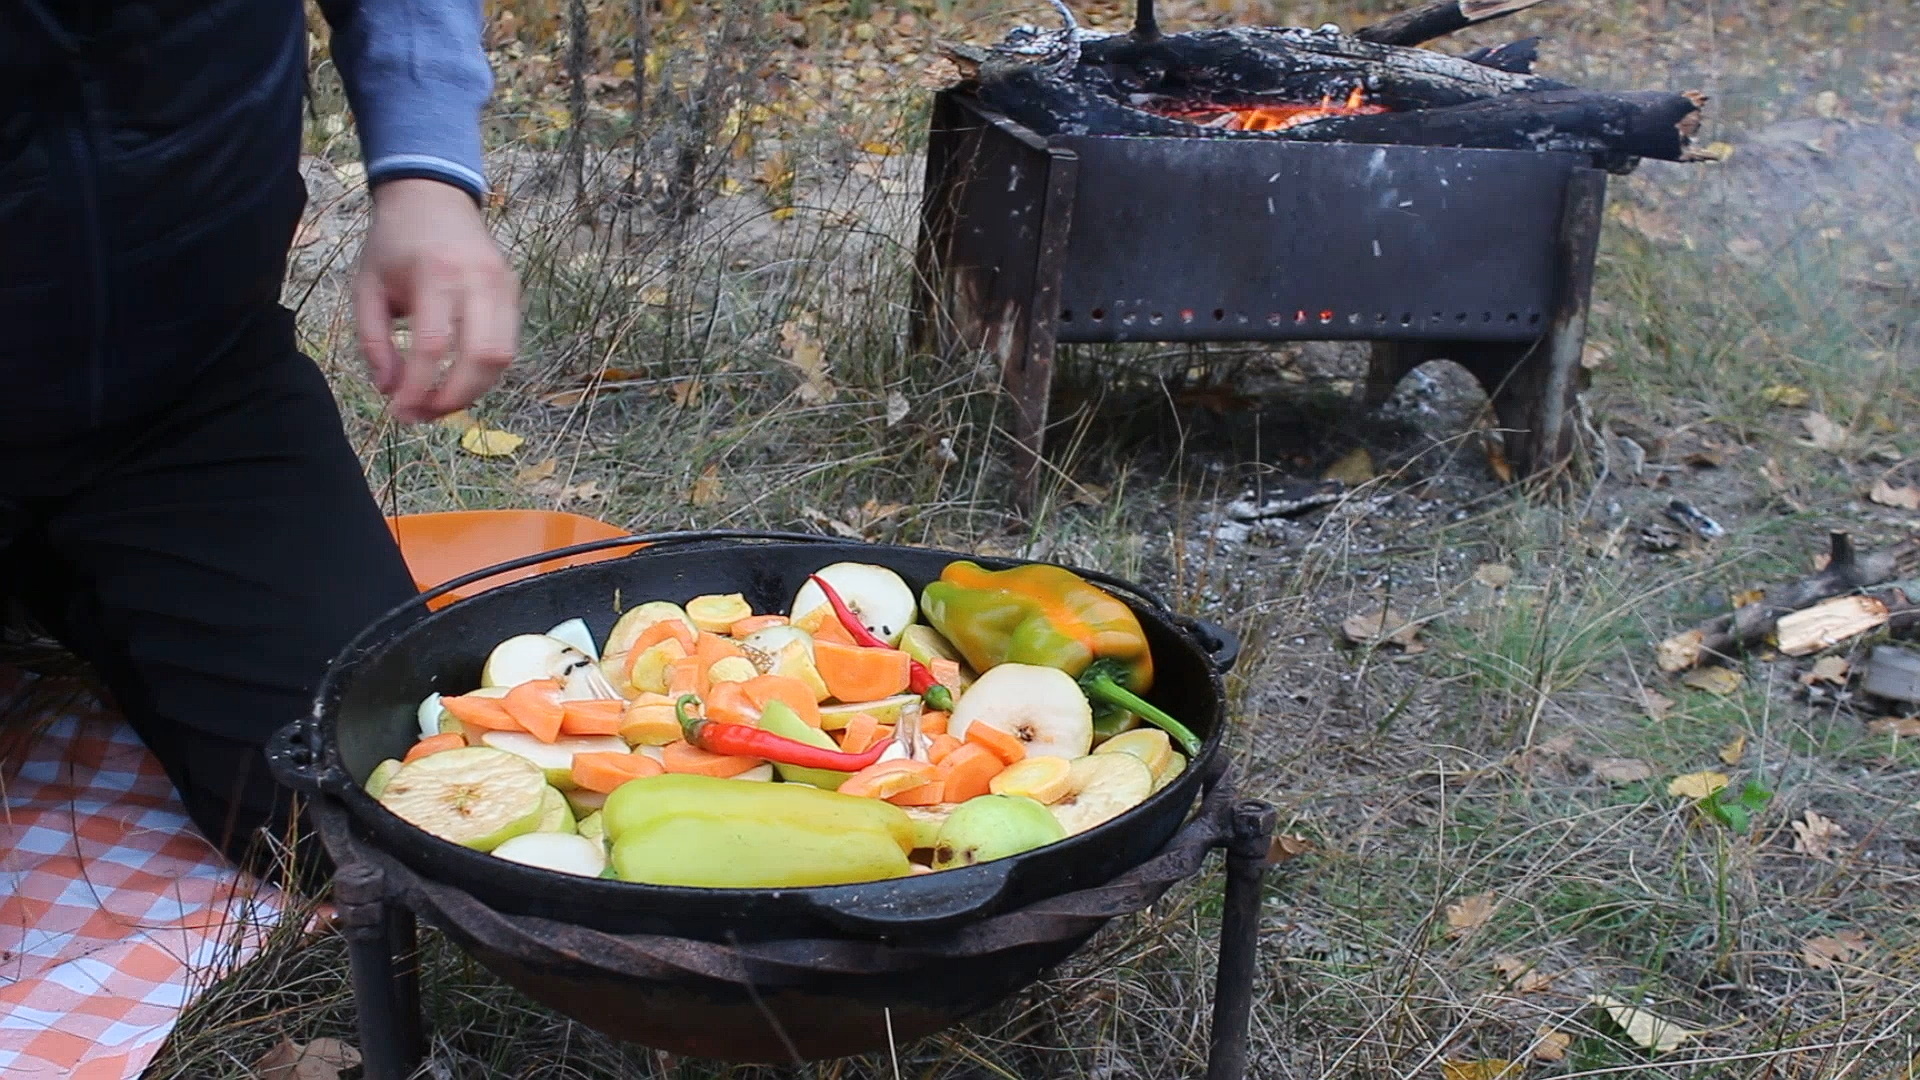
[315,0,519,424]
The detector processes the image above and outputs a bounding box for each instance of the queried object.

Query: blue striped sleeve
[316,0,495,204]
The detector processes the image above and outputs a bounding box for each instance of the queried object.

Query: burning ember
[1150,86,1390,132]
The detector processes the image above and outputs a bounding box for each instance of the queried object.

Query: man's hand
[352,179,519,424]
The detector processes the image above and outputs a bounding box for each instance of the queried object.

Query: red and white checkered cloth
[1,670,286,1079]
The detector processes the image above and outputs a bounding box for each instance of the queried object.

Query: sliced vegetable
[660,739,766,778]
[559,699,626,737]
[686,593,754,634]
[988,755,1074,804]
[809,574,953,710]
[618,695,683,746]
[817,694,919,732]
[547,618,600,661]
[936,743,1004,802]
[571,750,665,793]
[375,747,549,852]
[947,662,1092,760]
[404,732,467,763]
[791,563,918,646]
[483,633,594,689]
[706,656,759,685]
[502,678,566,743]
[627,638,689,696]
[478,730,631,789]
[742,675,822,729]
[440,694,521,733]
[493,832,608,877]
[838,758,940,800]
[729,614,789,637]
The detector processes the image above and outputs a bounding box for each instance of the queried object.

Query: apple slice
[416,693,446,740]
[947,663,1093,760]
[481,633,595,689]
[375,747,549,852]
[491,832,608,877]
[547,618,600,661]
[790,562,918,646]
[365,758,404,799]
[478,731,630,790]
[565,787,609,816]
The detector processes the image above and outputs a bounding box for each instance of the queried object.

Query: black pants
[0,303,418,891]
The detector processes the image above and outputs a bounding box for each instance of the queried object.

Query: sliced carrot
[560,699,626,737]
[838,759,940,799]
[926,733,963,764]
[886,779,947,807]
[665,656,708,699]
[729,614,789,637]
[838,712,882,755]
[695,631,746,669]
[814,640,912,703]
[439,694,521,732]
[619,698,683,746]
[660,739,763,778]
[503,679,567,743]
[810,616,859,646]
[929,658,963,689]
[705,680,760,727]
[742,675,821,729]
[633,619,698,655]
[403,732,467,763]
[571,750,664,793]
[919,710,949,737]
[964,722,1027,766]
[937,743,1004,802]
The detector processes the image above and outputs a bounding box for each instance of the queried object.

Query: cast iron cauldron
[269,531,1240,1060]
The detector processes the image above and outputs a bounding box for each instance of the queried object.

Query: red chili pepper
[675,695,888,771]
[808,574,955,711]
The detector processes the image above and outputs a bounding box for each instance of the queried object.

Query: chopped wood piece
[1776,596,1890,657]
[1655,531,1920,670]
[1355,0,1554,49]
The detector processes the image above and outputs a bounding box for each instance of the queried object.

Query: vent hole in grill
[1529,312,1541,325]
[1267,313,1283,326]
[1506,312,1519,323]
[1061,309,1073,322]
[1455,312,1468,324]
[1091,307,1105,320]
[1212,309,1226,321]
[1122,313,1137,326]
[1375,313,1386,323]
[1400,313,1412,325]
[1149,312,1164,325]
[1482,312,1492,323]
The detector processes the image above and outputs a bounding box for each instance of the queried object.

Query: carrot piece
[839,712,882,755]
[926,733,962,765]
[929,658,963,689]
[810,616,859,646]
[503,679,567,743]
[632,619,698,655]
[403,732,467,763]
[937,743,1004,802]
[665,656,708,699]
[660,739,763,778]
[729,614,789,637]
[886,779,947,807]
[695,632,746,669]
[813,640,912,703]
[873,724,895,745]
[741,675,821,729]
[439,695,521,732]
[705,680,760,727]
[920,710,949,737]
[964,723,1027,766]
[560,699,626,737]
[571,750,665,793]
[838,759,939,799]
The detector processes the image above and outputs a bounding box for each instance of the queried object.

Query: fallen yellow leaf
[515,457,559,485]
[1867,716,1920,737]
[1532,1028,1571,1063]
[1799,411,1850,452]
[1444,892,1496,939]
[1493,954,1554,993]
[1802,656,1850,686]
[1667,771,1730,799]
[1341,607,1425,653]
[1590,757,1653,784]
[1718,733,1748,765]
[1801,929,1868,970]
[1474,563,1514,589]
[690,464,724,507]
[1637,688,1674,721]
[1790,809,1848,862]
[437,409,479,432]
[1681,666,1744,696]
[1588,994,1697,1054]
[459,425,525,457]
[770,206,798,222]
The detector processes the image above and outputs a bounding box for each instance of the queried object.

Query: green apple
[535,786,577,833]
[931,794,1066,869]
[364,758,404,799]
[375,747,549,852]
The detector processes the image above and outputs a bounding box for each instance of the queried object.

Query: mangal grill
[909,0,1709,506]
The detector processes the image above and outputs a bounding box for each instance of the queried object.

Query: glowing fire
[1155,86,1388,132]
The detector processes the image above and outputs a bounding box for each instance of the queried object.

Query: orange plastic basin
[386,510,642,610]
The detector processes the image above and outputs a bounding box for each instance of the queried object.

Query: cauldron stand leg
[336,863,427,1080]
[1206,799,1278,1080]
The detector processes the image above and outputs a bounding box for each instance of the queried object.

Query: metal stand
[327,795,1279,1080]
[911,89,1609,510]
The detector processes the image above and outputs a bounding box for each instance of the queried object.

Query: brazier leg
[1206,799,1279,1080]
[336,863,426,1080]
[1462,166,1607,484]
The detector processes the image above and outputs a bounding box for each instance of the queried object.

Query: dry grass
[132,0,1920,1076]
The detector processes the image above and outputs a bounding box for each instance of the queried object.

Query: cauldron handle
[264,716,354,797]
[805,862,1016,936]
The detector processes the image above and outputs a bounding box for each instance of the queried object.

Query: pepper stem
[1077,664,1201,756]
[675,693,703,741]
[923,685,955,712]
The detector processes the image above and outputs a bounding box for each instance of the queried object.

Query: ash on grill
[945,0,1707,173]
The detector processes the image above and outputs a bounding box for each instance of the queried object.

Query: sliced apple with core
[365,758,404,799]
[547,618,600,661]
[790,562,918,646]
[375,746,549,852]
[1049,753,1154,835]
[947,663,1093,760]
